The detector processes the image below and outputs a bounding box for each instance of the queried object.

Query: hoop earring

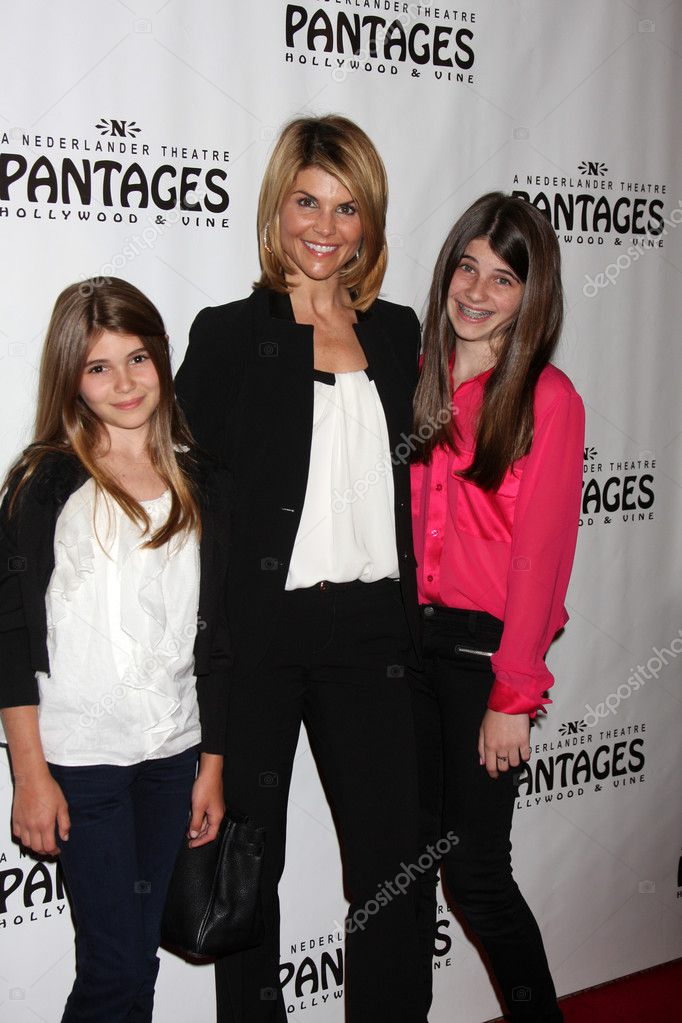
[263,222,273,255]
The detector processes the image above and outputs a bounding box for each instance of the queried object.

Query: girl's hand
[12,769,70,856]
[188,753,225,848]
[478,709,532,780]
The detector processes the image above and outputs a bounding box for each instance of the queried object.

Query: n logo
[558,720,588,736]
[95,118,142,138]
[578,160,608,176]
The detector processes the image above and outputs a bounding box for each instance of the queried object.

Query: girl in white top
[0,278,227,1023]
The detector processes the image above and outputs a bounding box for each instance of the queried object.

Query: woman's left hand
[478,709,531,780]
[188,753,225,847]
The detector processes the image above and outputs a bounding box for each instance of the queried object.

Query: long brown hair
[255,114,388,311]
[413,192,564,490]
[4,277,200,546]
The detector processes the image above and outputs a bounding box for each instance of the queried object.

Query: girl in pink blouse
[411,192,584,1022]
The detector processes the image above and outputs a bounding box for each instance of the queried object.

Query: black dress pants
[216,579,423,1023]
[411,606,563,1023]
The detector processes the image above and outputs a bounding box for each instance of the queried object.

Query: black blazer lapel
[354,312,414,459]
[245,290,316,556]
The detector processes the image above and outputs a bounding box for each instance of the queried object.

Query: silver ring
[496,755,508,761]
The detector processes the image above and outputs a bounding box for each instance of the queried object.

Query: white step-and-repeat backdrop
[1,2,681,1020]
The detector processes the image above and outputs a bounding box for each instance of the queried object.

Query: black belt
[420,604,502,627]
[287,578,398,593]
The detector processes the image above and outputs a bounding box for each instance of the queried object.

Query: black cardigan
[175,287,422,676]
[0,451,231,753]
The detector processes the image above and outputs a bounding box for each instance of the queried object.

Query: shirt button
[430,529,438,537]
[435,483,443,491]
[427,574,433,582]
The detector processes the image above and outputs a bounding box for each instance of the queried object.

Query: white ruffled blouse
[285,368,399,590]
[36,479,202,766]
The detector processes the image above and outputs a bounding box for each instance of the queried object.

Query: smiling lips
[113,397,144,410]
[456,301,493,322]
[303,240,339,256]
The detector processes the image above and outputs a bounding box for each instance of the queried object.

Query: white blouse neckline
[285,367,398,590]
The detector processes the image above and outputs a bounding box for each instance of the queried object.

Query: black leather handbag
[161,811,265,962]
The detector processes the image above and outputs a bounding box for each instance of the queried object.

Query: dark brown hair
[413,192,563,489]
[4,277,200,546]
[255,114,388,311]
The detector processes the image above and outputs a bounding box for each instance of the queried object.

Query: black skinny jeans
[216,579,423,1023]
[411,606,563,1023]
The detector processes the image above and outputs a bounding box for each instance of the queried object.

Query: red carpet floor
[488,958,682,1022]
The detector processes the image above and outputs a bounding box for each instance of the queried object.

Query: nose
[114,366,135,393]
[465,275,488,304]
[313,206,335,237]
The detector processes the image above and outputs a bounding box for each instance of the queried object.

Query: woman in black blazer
[175,115,424,1023]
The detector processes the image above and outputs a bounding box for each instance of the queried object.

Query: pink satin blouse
[411,362,585,715]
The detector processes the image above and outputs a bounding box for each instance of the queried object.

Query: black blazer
[175,287,422,677]
[0,451,231,753]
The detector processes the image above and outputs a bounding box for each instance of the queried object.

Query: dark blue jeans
[411,607,563,1023]
[49,745,199,1023]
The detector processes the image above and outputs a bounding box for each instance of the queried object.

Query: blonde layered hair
[255,115,388,311]
[4,277,200,546]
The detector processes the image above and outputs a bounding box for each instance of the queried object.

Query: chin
[301,264,344,282]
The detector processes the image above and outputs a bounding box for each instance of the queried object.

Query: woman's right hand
[12,769,70,856]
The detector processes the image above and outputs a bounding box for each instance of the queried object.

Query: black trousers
[411,606,563,1023]
[216,579,423,1023]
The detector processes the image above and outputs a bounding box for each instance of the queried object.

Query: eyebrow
[83,346,147,368]
[292,189,357,204]
[460,252,520,282]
